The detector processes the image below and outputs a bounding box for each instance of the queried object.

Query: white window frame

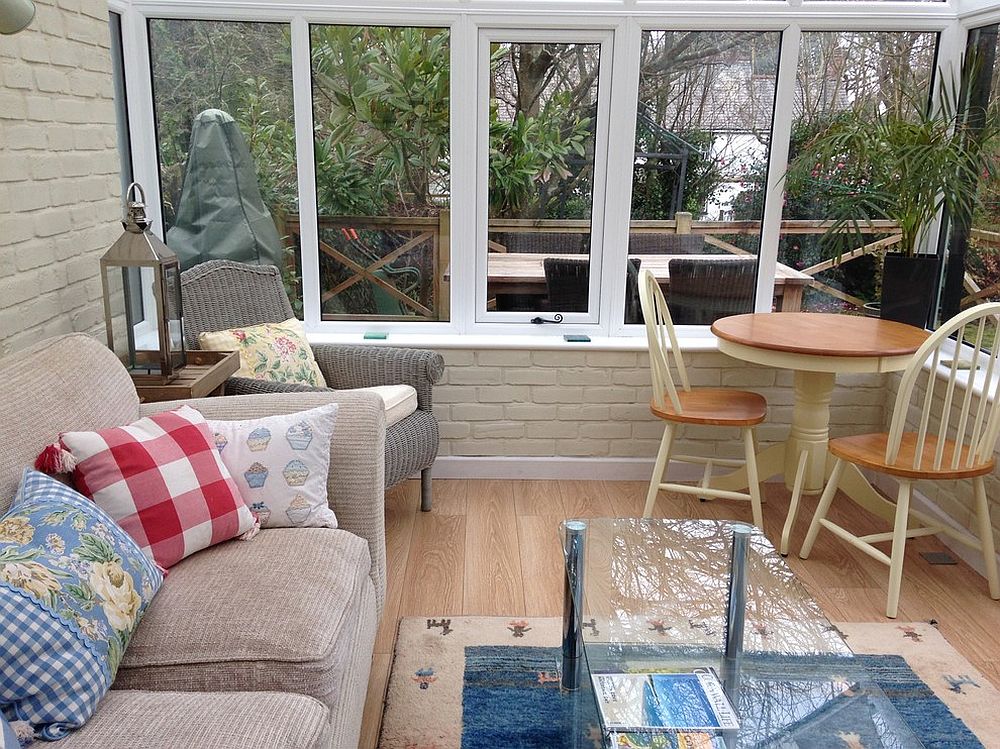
[116,0,966,346]
[474,28,615,326]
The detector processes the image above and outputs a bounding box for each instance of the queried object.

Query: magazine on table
[592,668,739,735]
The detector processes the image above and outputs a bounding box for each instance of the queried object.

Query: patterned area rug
[377,618,999,749]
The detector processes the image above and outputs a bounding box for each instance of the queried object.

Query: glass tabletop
[561,518,924,748]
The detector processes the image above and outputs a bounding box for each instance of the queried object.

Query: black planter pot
[880,253,939,329]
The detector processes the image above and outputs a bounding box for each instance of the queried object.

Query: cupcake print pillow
[203,404,339,529]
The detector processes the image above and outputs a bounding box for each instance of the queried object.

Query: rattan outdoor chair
[543,257,642,319]
[667,256,757,325]
[180,260,444,511]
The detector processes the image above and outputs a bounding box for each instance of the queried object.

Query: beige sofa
[0,334,387,749]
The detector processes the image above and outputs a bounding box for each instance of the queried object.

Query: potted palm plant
[786,69,998,328]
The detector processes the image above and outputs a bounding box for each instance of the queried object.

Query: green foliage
[311,25,451,217]
[786,69,1000,258]
[630,129,720,220]
[488,99,591,217]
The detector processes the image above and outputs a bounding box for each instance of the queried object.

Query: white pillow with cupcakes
[203,404,339,529]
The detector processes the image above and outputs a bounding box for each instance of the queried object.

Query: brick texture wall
[433,348,888,461]
[0,0,120,357]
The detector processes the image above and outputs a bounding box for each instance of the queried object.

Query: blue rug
[461,646,981,749]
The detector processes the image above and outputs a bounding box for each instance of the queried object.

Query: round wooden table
[709,312,930,554]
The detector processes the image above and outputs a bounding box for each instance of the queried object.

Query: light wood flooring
[359,478,1000,748]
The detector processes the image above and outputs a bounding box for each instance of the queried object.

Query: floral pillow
[198,317,327,388]
[0,470,163,742]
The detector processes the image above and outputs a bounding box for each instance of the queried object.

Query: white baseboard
[432,455,783,483]
[432,455,659,481]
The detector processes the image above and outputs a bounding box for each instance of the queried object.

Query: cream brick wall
[433,348,889,461]
[0,0,121,356]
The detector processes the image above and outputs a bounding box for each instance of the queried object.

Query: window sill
[306,330,721,353]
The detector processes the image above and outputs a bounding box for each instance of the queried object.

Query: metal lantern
[101,182,186,383]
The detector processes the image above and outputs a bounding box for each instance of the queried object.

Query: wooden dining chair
[638,269,767,526]
[800,303,1000,618]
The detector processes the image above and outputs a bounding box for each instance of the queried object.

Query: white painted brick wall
[433,348,889,461]
[0,0,120,357]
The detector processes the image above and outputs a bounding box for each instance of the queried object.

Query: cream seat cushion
[350,384,418,427]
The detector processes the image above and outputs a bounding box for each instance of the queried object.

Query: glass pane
[486,41,601,316]
[148,19,302,312]
[940,25,1000,347]
[781,31,938,317]
[310,25,450,322]
[562,519,927,747]
[627,31,780,326]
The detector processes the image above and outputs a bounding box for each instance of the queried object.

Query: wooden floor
[359,478,1000,748]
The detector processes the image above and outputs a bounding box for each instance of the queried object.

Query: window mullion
[603,17,643,336]
[755,22,802,313]
[452,14,479,334]
[291,16,322,330]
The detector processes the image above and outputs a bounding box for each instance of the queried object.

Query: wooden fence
[285,212,907,318]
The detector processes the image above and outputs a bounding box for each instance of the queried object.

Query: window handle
[530,314,564,325]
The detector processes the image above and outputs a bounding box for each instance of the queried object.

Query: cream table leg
[786,370,836,493]
[709,442,785,493]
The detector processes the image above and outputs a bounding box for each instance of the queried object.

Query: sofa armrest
[312,345,444,411]
[140,391,387,615]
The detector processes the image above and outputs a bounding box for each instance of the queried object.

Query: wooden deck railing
[285,212,905,317]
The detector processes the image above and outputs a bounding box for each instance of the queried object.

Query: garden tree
[311,25,451,218]
[734,32,938,311]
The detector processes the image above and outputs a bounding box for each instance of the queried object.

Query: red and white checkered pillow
[60,405,256,568]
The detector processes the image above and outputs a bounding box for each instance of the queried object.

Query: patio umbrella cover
[166,108,284,270]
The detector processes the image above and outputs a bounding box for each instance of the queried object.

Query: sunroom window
[309,25,451,322]
[479,34,610,323]
[626,30,781,326]
[119,3,969,340]
[779,31,938,316]
[147,19,301,309]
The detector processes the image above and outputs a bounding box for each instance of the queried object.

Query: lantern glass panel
[163,261,186,371]
[103,263,136,369]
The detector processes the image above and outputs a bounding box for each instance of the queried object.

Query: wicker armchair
[180,260,444,511]
[666,256,756,325]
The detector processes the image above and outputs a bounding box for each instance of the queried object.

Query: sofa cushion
[113,527,372,710]
[61,405,257,568]
[355,384,418,427]
[58,690,331,749]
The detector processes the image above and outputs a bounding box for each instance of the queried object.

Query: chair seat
[830,432,995,479]
[649,388,766,426]
[346,384,418,427]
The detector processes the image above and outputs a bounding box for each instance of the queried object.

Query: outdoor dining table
[710,312,931,555]
[483,253,813,311]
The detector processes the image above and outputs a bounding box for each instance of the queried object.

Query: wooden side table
[133,350,240,403]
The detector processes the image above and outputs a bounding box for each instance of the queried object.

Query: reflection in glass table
[560,518,924,748]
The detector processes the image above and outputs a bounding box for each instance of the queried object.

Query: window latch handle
[530,314,564,325]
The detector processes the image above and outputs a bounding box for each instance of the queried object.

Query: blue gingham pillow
[0,470,164,741]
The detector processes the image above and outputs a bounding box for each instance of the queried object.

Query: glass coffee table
[560,518,924,748]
